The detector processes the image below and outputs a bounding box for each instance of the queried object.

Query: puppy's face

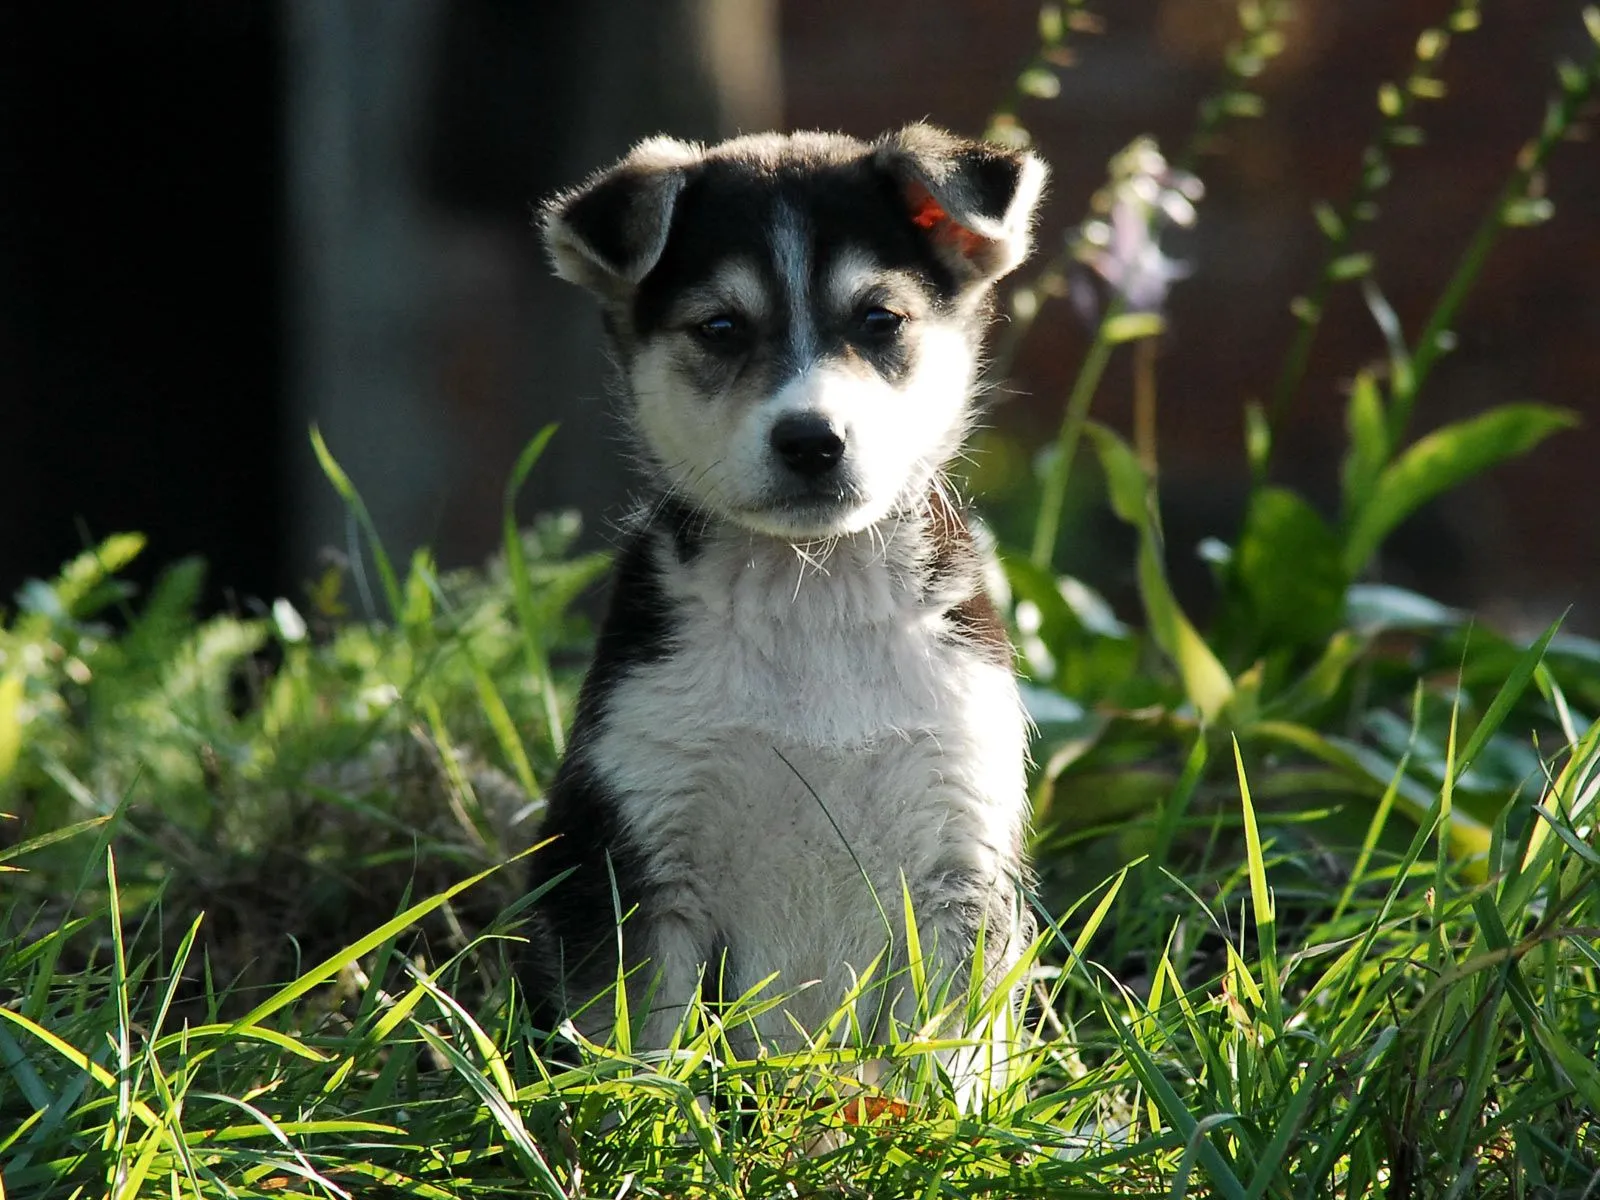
[545,127,1046,539]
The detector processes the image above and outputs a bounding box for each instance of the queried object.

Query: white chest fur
[586,528,1029,1040]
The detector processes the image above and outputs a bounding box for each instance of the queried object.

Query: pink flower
[1072,139,1203,316]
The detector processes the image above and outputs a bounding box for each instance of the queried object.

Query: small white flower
[1072,137,1203,316]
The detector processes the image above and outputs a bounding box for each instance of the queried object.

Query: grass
[4,510,1598,1198]
[7,3,1600,1195]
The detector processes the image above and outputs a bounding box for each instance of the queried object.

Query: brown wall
[783,0,1600,629]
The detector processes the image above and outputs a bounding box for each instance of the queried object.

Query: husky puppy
[526,124,1045,1067]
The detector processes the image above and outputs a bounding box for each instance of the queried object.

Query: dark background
[2,1,1595,632]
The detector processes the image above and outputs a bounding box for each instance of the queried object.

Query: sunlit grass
[6,2,1600,1195]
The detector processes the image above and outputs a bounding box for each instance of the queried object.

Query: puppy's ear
[875,123,1047,287]
[541,136,702,297]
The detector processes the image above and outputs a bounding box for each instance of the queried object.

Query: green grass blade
[309,424,404,621]
[1456,616,1562,781]
[1101,1001,1248,1200]
[502,424,567,756]
[413,1023,566,1196]
[226,853,524,1033]
[1232,737,1281,1031]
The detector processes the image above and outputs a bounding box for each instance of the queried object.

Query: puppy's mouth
[736,482,873,538]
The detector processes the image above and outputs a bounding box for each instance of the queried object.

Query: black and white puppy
[526,125,1045,1072]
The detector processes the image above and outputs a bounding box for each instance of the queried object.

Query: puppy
[525,124,1045,1080]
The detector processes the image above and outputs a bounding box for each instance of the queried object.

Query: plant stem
[1392,44,1599,443]
[1133,337,1159,477]
[1267,0,1482,455]
[1030,320,1117,569]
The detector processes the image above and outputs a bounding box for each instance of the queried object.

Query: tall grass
[5,4,1600,1195]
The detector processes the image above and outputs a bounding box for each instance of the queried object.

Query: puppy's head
[543,125,1046,539]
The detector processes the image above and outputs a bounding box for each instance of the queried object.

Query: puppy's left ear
[875,123,1047,287]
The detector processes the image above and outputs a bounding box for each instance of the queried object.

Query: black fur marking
[558,171,642,276]
[523,520,680,1017]
[566,522,677,726]
[523,758,651,1013]
[924,489,1012,668]
[554,163,680,283]
[654,494,709,564]
[963,152,1026,225]
[632,154,963,341]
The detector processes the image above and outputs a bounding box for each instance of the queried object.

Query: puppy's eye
[693,314,748,348]
[856,306,905,339]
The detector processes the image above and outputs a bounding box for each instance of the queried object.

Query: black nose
[770,413,845,479]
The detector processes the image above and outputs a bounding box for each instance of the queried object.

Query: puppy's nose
[770,413,845,479]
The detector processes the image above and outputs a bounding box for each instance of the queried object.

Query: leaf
[1017,66,1061,100]
[1088,424,1233,721]
[310,426,404,621]
[1328,252,1374,281]
[1231,487,1347,649]
[1244,401,1271,479]
[1362,279,1413,395]
[1341,373,1390,520]
[1345,582,1464,634]
[47,533,146,617]
[1003,554,1137,700]
[0,671,21,783]
[0,814,108,867]
[502,426,566,754]
[1343,404,1577,575]
[1312,201,1345,240]
[1102,311,1166,343]
[1455,616,1561,781]
[225,853,525,1033]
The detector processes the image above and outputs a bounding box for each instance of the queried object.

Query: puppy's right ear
[541,137,701,298]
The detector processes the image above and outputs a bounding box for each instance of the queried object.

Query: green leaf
[1231,487,1347,649]
[502,425,566,754]
[402,547,436,630]
[1455,616,1562,781]
[1262,633,1363,725]
[1360,281,1413,400]
[1343,404,1577,575]
[1088,424,1233,721]
[1244,401,1271,479]
[1341,372,1389,520]
[1312,201,1345,240]
[1502,197,1554,227]
[1017,66,1061,100]
[1003,555,1137,700]
[1102,311,1166,343]
[1328,252,1374,281]
[0,671,21,783]
[50,533,146,616]
[225,853,522,1033]
[1101,1004,1248,1200]
[310,425,404,621]
[1038,2,1064,43]
[1345,582,1463,633]
[0,814,108,868]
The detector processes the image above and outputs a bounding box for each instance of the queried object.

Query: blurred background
[2,0,1595,630]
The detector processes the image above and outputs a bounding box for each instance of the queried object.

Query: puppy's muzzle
[770,412,846,480]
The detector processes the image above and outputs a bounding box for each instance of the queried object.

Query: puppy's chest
[590,537,1024,865]
[623,537,985,747]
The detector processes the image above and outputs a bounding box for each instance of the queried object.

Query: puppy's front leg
[632,909,717,1052]
[891,873,1031,1102]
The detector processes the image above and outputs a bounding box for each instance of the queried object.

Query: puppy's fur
[525,125,1045,1068]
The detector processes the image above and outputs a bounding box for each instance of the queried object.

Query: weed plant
[4,5,1600,1196]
